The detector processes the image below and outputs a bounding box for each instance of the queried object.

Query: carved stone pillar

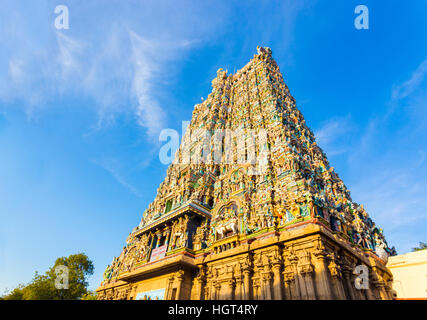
[204,280,212,300]
[287,252,301,299]
[193,271,206,300]
[342,267,356,300]
[214,283,221,300]
[235,277,243,300]
[282,271,295,300]
[383,278,394,300]
[272,264,282,300]
[373,280,388,300]
[299,264,316,300]
[261,271,272,300]
[128,284,137,300]
[254,258,264,300]
[252,279,260,300]
[242,269,252,299]
[359,288,368,300]
[105,289,113,300]
[313,244,334,299]
[364,283,376,300]
[227,279,236,300]
[175,270,184,300]
[164,229,171,248]
[166,275,175,299]
[96,291,104,300]
[191,277,200,300]
[155,232,162,248]
[123,286,131,300]
[351,271,365,300]
[327,256,346,299]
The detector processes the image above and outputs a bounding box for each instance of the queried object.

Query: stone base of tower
[96,219,393,300]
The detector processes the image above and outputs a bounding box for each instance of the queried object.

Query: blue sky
[1,0,426,293]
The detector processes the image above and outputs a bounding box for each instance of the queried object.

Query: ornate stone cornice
[135,201,211,236]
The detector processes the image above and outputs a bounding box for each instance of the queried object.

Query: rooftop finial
[256,46,272,57]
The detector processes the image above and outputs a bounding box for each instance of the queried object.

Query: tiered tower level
[97,47,396,300]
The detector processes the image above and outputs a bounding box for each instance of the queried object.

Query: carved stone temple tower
[96,47,396,300]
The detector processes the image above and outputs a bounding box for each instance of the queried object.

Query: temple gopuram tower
[96,47,396,300]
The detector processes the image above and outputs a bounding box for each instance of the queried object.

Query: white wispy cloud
[55,31,85,80]
[0,0,311,140]
[2,27,192,138]
[0,3,199,140]
[92,158,142,198]
[341,57,427,253]
[314,116,355,157]
[391,58,427,102]
[383,57,427,121]
[352,164,427,230]
[129,32,169,139]
[311,56,427,253]
[8,59,25,84]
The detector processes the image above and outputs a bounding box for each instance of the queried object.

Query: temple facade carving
[96,47,395,300]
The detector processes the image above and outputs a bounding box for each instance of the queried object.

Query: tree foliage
[81,290,98,300]
[1,285,25,300]
[412,242,427,252]
[1,253,94,300]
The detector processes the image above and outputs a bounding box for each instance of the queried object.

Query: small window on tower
[165,200,173,213]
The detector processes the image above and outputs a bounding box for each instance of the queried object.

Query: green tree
[1,285,25,300]
[412,242,427,252]
[46,253,95,300]
[1,253,95,300]
[81,290,98,300]
[22,272,57,300]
